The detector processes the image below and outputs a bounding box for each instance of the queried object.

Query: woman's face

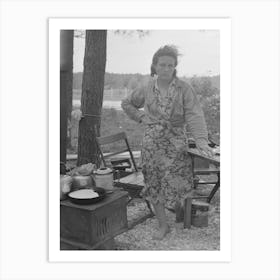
[154,56,176,81]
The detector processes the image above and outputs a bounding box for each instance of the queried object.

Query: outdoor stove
[60,190,128,250]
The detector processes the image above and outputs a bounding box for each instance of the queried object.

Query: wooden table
[183,147,220,229]
[188,147,220,166]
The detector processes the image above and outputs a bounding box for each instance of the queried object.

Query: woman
[121,45,213,240]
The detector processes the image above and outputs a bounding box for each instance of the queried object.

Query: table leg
[207,173,220,203]
[183,197,192,229]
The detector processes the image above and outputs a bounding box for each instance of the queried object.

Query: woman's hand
[139,115,149,125]
[196,138,215,158]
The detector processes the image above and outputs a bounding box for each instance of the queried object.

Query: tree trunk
[66,32,74,150]
[60,30,74,164]
[77,30,107,166]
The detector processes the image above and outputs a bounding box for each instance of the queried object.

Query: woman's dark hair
[150,45,180,77]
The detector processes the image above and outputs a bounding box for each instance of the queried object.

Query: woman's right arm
[121,86,146,123]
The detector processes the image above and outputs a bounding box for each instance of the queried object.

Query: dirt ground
[115,184,220,250]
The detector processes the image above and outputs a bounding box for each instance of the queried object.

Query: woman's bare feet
[151,202,170,240]
[152,225,170,240]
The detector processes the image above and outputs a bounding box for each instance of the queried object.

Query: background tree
[77,30,148,166]
[77,30,107,166]
[60,30,74,164]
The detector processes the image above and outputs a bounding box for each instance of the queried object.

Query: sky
[73,30,220,77]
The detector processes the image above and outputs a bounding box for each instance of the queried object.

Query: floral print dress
[121,78,208,209]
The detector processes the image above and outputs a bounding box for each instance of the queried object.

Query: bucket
[94,167,114,191]
[191,200,209,227]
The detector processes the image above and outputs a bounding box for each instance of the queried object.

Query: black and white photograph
[1,0,279,279]
[51,18,231,260]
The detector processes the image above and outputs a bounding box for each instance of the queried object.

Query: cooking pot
[71,175,94,191]
[94,167,114,191]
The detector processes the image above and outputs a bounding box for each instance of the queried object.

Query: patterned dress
[121,77,208,209]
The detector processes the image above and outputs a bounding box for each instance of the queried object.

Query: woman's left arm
[183,84,214,157]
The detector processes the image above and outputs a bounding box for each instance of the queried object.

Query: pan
[67,187,106,205]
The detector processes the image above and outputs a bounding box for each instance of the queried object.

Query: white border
[49,18,231,262]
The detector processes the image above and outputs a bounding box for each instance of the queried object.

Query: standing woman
[121,45,213,239]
